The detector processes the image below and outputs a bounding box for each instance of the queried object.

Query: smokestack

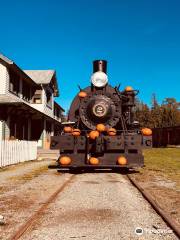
[93,60,107,74]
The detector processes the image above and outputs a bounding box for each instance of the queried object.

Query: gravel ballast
[0,160,72,240]
[20,172,177,240]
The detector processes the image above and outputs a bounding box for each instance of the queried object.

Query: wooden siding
[43,86,55,119]
[0,64,61,122]
[0,64,9,94]
[152,126,180,147]
[0,121,3,140]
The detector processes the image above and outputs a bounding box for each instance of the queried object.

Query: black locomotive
[51,60,152,169]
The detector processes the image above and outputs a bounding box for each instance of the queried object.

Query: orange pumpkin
[89,157,99,165]
[125,86,133,91]
[89,130,100,140]
[72,128,81,136]
[59,156,71,165]
[107,128,117,136]
[141,128,152,136]
[96,123,106,132]
[78,91,87,98]
[117,156,127,165]
[64,126,72,133]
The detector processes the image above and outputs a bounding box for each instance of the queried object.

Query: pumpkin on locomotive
[51,60,152,169]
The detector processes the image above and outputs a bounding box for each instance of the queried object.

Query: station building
[0,54,64,149]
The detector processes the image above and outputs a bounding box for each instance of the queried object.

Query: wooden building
[152,126,180,147]
[0,54,64,149]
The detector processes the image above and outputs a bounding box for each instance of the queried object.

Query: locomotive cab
[51,60,152,170]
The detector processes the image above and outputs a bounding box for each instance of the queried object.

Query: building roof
[24,70,59,96]
[23,70,55,84]
[0,53,59,96]
[54,101,65,112]
[0,53,13,65]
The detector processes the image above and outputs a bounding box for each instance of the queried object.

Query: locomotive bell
[91,60,108,88]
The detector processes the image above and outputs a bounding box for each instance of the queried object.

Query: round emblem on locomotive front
[92,102,107,117]
[78,93,120,129]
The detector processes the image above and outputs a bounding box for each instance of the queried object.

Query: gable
[24,70,59,96]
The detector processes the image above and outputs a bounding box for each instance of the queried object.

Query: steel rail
[10,174,76,240]
[127,174,180,239]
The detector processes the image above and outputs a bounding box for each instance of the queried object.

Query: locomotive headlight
[91,71,108,88]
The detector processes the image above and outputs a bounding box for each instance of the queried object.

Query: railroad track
[127,174,180,239]
[9,171,180,240]
[10,174,76,240]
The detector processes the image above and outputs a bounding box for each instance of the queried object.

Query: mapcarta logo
[135,227,144,236]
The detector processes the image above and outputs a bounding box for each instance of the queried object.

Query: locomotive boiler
[51,60,152,169]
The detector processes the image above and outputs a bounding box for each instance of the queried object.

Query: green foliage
[134,94,180,128]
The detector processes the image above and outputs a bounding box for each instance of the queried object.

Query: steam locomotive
[51,60,152,170]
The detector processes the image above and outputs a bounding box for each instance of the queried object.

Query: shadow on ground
[57,168,139,175]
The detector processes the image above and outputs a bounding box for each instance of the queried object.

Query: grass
[143,148,180,172]
[141,148,180,188]
[0,165,48,196]
[8,165,48,182]
[136,148,180,224]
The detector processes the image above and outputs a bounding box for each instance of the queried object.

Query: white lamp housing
[91,71,108,88]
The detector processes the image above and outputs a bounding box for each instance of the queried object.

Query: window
[54,107,60,118]
[46,121,52,134]
[34,97,41,104]
[9,69,20,95]
[22,80,31,101]
[10,119,16,139]
[32,89,42,104]
[10,117,28,140]
[46,89,52,108]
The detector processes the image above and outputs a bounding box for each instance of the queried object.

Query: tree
[151,93,161,128]
[134,96,180,128]
[161,98,180,127]
[134,100,151,127]
[151,93,159,110]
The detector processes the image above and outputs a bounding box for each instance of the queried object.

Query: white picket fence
[0,140,37,168]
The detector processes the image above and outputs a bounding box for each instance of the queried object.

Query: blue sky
[0,0,180,111]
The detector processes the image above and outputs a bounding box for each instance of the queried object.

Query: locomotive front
[51,60,152,169]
